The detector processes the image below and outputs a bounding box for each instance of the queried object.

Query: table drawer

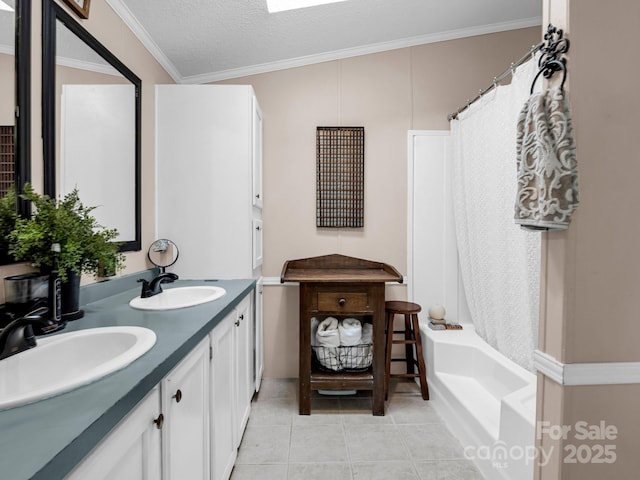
[317,292,369,312]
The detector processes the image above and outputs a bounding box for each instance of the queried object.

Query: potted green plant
[9,183,125,320]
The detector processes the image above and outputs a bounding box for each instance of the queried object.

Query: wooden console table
[281,254,402,415]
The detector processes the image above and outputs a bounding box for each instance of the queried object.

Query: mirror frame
[0,0,32,266]
[15,0,31,217]
[42,0,142,252]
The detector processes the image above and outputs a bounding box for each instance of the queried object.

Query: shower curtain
[450,58,540,371]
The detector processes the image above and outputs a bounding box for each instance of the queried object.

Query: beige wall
[217,27,540,377]
[535,0,640,478]
[0,0,174,301]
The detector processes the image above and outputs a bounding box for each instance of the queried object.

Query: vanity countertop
[0,277,255,480]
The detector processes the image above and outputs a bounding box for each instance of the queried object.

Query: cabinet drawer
[317,292,369,312]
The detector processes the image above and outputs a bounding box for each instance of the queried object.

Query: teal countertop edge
[0,272,256,480]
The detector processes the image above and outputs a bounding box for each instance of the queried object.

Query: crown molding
[103,3,540,84]
[183,16,541,83]
[105,0,184,83]
[56,55,121,76]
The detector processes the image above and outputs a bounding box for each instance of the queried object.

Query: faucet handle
[137,278,153,298]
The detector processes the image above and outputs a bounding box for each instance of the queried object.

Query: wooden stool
[384,301,429,400]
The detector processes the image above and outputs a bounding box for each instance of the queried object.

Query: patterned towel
[515,87,579,230]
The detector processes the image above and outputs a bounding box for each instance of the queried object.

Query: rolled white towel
[311,317,319,346]
[361,323,373,345]
[340,321,373,370]
[338,318,362,346]
[316,317,340,347]
[315,317,340,371]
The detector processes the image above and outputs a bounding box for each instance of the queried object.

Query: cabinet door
[254,280,264,392]
[66,387,162,480]
[235,295,253,444]
[252,218,263,269]
[162,337,210,480]
[210,312,237,480]
[252,95,263,209]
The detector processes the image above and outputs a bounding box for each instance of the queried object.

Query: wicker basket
[312,344,373,372]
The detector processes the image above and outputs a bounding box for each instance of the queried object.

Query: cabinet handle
[255,193,260,199]
[173,389,183,403]
[235,320,240,327]
[256,225,261,231]
[153,413,164,429]
[239,314,244,321]
[338,298,346,306]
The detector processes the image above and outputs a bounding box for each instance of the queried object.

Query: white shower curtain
[450,58,540,371]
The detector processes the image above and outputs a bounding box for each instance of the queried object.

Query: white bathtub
[420,325,536,480]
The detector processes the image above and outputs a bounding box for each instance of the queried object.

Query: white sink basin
[129,285,226,311]
[0,326,156,410]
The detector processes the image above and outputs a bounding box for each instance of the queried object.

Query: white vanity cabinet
[66,387,162,480]
[210,310,238,480]
[156,84,263,280]
[254,279,264,392]
[161,337,210,480]
[210,294,254,480]
[234,295,253,441]
[66,293,256,480]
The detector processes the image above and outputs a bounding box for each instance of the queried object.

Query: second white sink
[129,285,226,311]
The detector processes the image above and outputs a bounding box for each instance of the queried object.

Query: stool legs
[384,310,395,401]
[384,310,429,401]
[412,313,429,400]
[404,314,415,375]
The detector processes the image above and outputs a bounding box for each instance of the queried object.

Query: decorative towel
[515,87,579,230]
[315,317,340,370]
[338,318,362,346]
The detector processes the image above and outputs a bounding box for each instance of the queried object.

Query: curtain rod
[447,41,544,121]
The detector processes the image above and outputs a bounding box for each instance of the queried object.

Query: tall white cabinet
[156,85,264,394]
[156,84,262,280]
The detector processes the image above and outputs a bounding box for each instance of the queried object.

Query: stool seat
[385,301,422,315]
[384,300,429,401]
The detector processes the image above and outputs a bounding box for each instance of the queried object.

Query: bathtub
[420,325,536,480]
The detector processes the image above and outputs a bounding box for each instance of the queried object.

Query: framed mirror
[0,0,31,265]
[42,0,141,252]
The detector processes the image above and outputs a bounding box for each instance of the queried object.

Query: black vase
[61,270,84,321]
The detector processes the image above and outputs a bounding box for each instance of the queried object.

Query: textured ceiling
[107,0,541,83]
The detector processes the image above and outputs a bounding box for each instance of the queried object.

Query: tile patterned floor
[231,379,485,480]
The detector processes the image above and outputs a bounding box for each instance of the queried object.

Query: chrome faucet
[0,306,64,361]
[137,272,179,298]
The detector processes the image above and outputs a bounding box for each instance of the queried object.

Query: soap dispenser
[48,243,63,324]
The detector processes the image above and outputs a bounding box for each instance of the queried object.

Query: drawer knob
[173,389,183,403]
[154,413,164,429]
[338,298,346,306]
